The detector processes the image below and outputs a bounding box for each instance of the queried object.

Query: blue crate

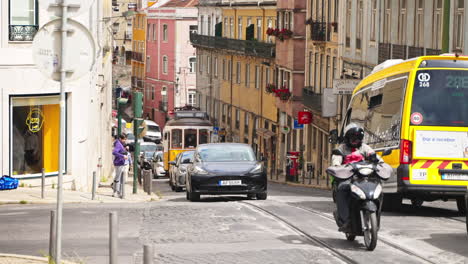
[0,176,19,190]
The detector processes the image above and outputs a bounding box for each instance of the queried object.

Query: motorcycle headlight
[373,184,382,199]
[358,167,373,176]
[193,166,208,175]
[250,164,263,174]
[350,184,366,200]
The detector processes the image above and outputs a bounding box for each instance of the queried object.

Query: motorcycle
[327,149,392,251]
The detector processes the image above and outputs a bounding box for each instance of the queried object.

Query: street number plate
[441,173,468,181]
[219,180,242,186]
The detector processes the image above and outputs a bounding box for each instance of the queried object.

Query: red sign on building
[298,111,312,124]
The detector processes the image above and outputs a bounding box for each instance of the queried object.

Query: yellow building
[192,0,278,177]
[131,12,146,92]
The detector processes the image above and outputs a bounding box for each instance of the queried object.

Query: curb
[269,179,331,190]
[0,253,76,264]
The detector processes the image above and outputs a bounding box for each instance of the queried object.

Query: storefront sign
[298,111,312,124]
[414,130,468,159]
[332,79,361,94]
[293,119,304,130]
[26,108,45,133]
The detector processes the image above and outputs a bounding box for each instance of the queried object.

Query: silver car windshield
[198,145,256,162]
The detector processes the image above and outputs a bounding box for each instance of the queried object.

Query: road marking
[0,212,28,216]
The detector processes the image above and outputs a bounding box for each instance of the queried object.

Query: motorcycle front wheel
[363,211,378,251]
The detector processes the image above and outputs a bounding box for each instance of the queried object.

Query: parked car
[143,120,162,143]
[185,143,267,201]
[138,142,158,165]
[168,151,195,192]
[125,132,135,151]
[152,151,166,178]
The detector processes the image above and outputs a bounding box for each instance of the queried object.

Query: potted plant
[266,83,276,93]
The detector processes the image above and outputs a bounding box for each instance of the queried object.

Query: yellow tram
[162,110,213,171]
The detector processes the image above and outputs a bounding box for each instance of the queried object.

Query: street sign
[33,19,95,82]
[293,119,304,130]
[332,79,361,94]
[40,0,93,17]
[213,126,219,135]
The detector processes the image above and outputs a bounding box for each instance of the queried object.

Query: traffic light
[133,91,143,118]
[133,118,146,138]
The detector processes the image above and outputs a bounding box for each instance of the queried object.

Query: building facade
[191,0,279,178]
[131,11,147,94]
[0,0,114,190]
[112,0,135,66]
[144,0,198,129]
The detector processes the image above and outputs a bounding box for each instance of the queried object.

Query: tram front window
[185,129,197,148]
[200,129,209,144]
[172,129,182,149]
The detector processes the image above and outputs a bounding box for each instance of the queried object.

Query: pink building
[144,0,198,129]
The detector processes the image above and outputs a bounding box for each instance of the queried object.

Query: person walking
[112,134,128,197]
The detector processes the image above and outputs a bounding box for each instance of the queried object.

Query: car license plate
[441,173,468,181]
[218,180,242,186]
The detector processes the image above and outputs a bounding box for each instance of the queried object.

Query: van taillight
[400,139,412,164]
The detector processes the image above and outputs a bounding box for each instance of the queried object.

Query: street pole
[56,0,69,263]
[133,127,140,194]
[441,0,450,53]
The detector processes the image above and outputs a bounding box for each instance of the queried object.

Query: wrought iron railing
[302,88,322,113]
[190,33,275,59]
[310,21,328,42]
[9,25,38,41]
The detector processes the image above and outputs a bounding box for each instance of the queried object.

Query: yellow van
[330,55,468,213]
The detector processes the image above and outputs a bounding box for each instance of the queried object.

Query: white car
[152,151,166,178]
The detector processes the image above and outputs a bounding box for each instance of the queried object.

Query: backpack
[0,176,19,190]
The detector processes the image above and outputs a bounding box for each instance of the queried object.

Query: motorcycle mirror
[382,149,393,156]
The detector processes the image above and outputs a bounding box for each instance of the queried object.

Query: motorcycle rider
[332,123,381,232]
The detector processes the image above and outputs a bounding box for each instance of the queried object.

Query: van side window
[348,74,408,149]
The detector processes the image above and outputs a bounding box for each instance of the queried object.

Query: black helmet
[343,123,364,148]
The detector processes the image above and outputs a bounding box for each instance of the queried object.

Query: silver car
[168,151,195,192]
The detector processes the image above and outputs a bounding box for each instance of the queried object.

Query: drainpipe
[441,0,450,53]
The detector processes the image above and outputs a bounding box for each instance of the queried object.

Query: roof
[165,118,213,127]
[162,0,199,7]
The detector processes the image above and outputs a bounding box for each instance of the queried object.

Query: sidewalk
[0,253,78,264]
[268,171,331,190]
[0,178,159,205]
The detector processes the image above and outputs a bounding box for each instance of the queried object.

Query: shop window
[171,129,182,149]
[184,129,197,148]
[11,96,61,176]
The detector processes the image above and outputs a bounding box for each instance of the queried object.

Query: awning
[256,128,276,139]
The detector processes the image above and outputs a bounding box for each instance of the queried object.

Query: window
[162,56,168,74]
[433,0,443,49]
[308,52,313,87]
[171,129,182,149]
[238,17,243,39]
[222,104,226,122]
[162,86,168,104]
[256,18,262,41]
[207,56,211,75]
[189,57,196,73]
[326,55,331,88]
[147,24,151,39]
[370,0,377,41]
[454,0,465,50]
[314,52,320,93]
[214,57,218,77]
[152,23,157,40]
[235,109,240,129]
[9,0,39,41]
[146,56,151,72]
[356,0,363,50]
[184,129,197,148]
[222,59,226,80]
[228,60,232,81]
[345,0,351,47]
[265,68,270,85]
[255,66,261,89]
[230,17,234,38]
[200,16,204,35]
[267,18,273,43]
[384,0,391,43]
[189,25,198,34]
[414,0,424,47]
[284,12,290,30]
[188,91,196,106]
[349,74,408,149]
[245,64,250,88]
[244,113,250,135]
[151,85,155,100]
[224,18,228,37]
[199,55,203,73]
[398,0,407,44]
[236,62,241,84]
[207,16,212,36]
[163,24,168,41]
[332,57,337,82]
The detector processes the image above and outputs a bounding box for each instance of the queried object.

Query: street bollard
[49,210,56,263]
[41,168,45,199]
[143,244,154,264]
[142,169,152,195]
[109,212,118,264]
[92,171,97,200]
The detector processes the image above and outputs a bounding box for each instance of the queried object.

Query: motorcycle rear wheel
[363,211,378,251]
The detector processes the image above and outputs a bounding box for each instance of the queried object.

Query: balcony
[190,33,275,59]
[310,21,329,42]
[132,51,143,62]
[159,101,168,112]
[9,25,38,41]
[302,88,322,113]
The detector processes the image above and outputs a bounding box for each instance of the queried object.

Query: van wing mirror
[329,129,339,144]
[382,149,393,156]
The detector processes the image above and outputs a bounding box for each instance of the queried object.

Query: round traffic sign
[40,0,94,17]
[33,19,96,82]
[410,112,424,125]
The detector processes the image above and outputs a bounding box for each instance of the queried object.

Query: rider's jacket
[331,143,380,167]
